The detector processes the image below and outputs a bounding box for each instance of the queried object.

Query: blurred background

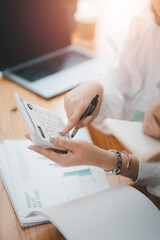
[0,0,150,70]
[74,0,150,57]
[0,0,150,85]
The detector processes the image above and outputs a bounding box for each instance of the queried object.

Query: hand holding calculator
[14,93,71,151]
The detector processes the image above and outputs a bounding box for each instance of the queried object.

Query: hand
[143,98,160,139]
[28,137,108,167]
[27,135,139,181]
[61,81,103,135]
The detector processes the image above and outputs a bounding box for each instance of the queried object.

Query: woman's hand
[61,81,103,135]
[143,98,160,139]
[28,137,110,168]
[27,135,139,181]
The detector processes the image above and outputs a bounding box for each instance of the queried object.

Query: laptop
[0,0,107,99]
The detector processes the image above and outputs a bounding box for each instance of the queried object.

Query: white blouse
[135,161,160,198]
[92,6,160,197]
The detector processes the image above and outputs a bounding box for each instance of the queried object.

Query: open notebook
[28,184,160,240]
[104,118,160,161]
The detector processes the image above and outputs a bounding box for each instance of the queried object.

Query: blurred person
[61,0,160,135]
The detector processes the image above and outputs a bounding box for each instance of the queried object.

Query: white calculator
[14,92,71,150]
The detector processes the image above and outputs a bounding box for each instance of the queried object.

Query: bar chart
[63,168,92,178]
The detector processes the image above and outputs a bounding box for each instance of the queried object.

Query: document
[0,130,109,227]
[28,185,160,240]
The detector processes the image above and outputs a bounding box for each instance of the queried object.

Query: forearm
[120,154,139,181]
[95,147,160,187]
[97,149,139,181]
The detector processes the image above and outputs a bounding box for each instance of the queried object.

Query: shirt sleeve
[92,76,125,124]
[133,160,160,198]
[134,160,160,186]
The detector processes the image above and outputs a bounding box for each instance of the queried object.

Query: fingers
[28,145,55,159]
[143,112,160,139]
[62,81,103,135]
[61,117,79,135]
[28,144,77,167]
[151,101,160,125]
[53,137,76,151]
[62,116,93,135]
[25,134,32,141]
[28,145,71,166]
[79,115,96,127]
[63,102,87,133]
[61,108,97,135]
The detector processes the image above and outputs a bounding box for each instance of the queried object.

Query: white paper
[104,119,160,161]
[29,185,160,240]
[0,133,109,226]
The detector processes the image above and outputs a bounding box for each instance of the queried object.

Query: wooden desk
[0,77,159,240]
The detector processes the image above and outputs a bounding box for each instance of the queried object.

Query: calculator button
[33,105,70,140]
[27,103,33,110]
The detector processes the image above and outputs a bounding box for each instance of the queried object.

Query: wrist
[93,148,139,181]
[121,155,139,181]
[95,149,116,170]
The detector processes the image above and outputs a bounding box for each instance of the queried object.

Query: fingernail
[50,138,55,143]
[59,131,64,135]
[25,134,29,139]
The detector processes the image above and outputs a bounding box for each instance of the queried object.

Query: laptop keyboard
[12,51,91,82]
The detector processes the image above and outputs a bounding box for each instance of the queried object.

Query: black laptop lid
[0,0,77,70]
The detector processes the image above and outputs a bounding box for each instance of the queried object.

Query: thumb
[53,137,76,151]
[79,115,96,127]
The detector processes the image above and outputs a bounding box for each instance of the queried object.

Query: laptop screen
[0,0,77,70]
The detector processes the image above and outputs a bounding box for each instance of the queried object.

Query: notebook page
[28,185,160,240]
[3,139,109,224]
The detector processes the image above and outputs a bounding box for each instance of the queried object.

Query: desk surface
[0,77,159,240]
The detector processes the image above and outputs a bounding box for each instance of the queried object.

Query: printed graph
[37,155,93,179]
[63,168,92,178]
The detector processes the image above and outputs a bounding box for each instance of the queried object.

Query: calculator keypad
[33,105,70,140]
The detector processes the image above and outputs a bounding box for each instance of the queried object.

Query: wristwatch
[104,150,122,175]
